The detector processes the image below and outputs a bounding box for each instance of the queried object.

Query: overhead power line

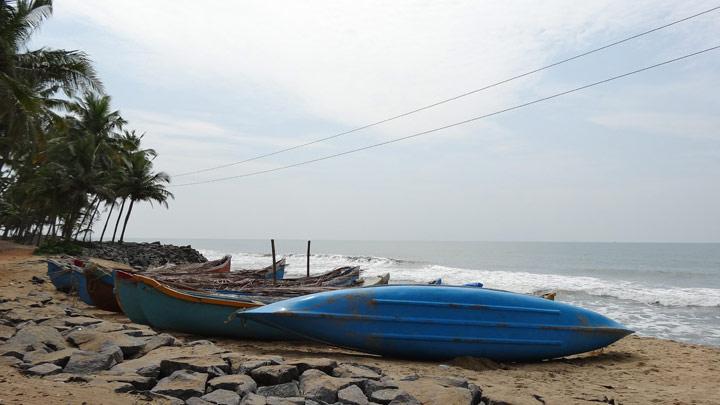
[172,4,720,178]
[170,44,720,188]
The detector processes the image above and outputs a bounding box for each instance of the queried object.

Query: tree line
[0,0,173,245]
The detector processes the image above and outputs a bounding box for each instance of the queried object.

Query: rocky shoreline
[1,242,719,404]
[0,280,486,405]
[81,242,207,269]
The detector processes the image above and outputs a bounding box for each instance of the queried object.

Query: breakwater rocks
[0,278,498,405]
[81,242,207,269]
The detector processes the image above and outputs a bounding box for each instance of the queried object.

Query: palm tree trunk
[83,201,102,242]
[99,201,115,242]
[74,196,99,239]
[119,199,134,243]
[112,198,126,243]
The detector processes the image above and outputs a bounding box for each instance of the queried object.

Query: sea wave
[198,249,720,308]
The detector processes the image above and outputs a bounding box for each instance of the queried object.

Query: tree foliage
[0,0,173,244]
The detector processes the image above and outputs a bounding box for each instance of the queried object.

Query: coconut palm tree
[118,150,173,243]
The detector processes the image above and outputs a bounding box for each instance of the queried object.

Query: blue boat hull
[47,260,95,306]
[240,285,633,361]
[113,272,291,340]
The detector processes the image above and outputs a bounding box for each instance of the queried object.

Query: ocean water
[157,239,720,346]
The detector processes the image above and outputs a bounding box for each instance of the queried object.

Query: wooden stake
[271,239,277,284]
[306,240,311,277]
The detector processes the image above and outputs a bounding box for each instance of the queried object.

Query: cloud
[589,111,720,139]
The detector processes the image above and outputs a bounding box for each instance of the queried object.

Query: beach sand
[1,241,718,404]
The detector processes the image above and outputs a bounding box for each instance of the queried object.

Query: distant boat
[238,285,633,361]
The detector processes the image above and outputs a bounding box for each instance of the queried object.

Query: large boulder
[66,329,146,358]
[299,369,365,403]
[5,324,67,351]
[251,365,298,386]
[208,374,257,395]
[287,358,337,374]
[332,364,382,380]
[151,370,209,400]
[256,382,301,398]
[160,355,229,377]
[63,349,120,374]
[23,348,79,367]
[201,389,241,405]
[110,342,227,377]
[338,384,369,405]
[25,363,62,376]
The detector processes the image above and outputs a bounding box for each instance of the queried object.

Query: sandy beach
[1,242,719,405]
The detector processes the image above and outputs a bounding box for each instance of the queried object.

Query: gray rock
[332,364,381,380]
[93,373,156,390]
[23,348,78,367]
[63,316,103,327]
[0,344,31,360]
[388,392,421,405]
[266,397,304,405]
[187,398,214,405]
[140,333,176,354]
[338,384,369,405]
[0,355,22,367]
[5,324,67,351]
[187,398,215,405]
[363,379,398,397]
[370,389,403,404]
[26,363,62,376]
[122,323,157,337]
[208,374,257,395]
[100,342,124,364]
[257,381,301,398]
[251,365,299,386]
[160,356,230,376]
[66,329,145,358]
[240,393,268,405]
[0,324,15,340]
[468,383,482,405]
[151,370,209,400]
[288,358,337,374]
[63,350,119,374]
[45,373,93,383]
[299,369,364,403]
[87,321,126,333]
[110,342,227,378]
[237,359,272,373]
[201,389,241,405]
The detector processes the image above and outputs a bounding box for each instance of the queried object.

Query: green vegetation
[0,0,173,245]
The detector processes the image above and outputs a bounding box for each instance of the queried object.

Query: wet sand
[1,241,719,404]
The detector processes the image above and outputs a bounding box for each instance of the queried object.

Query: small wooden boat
[239,285,634,361]
[84,266,122,312]
[46,258,95,306]
[113,270,303,340]
[145,255,232,274]
[152,265,358,290]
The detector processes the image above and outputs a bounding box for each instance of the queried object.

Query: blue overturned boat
[239,285,633,361]
[47,258,95,306]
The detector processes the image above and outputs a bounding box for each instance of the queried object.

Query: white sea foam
[199,249,720,308]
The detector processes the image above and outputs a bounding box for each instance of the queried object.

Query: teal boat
[113,270,291,340]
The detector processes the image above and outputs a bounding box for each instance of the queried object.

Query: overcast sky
[33,1,720,242]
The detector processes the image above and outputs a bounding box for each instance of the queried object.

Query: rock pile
[1,277,496,405]
[81,241,207,269]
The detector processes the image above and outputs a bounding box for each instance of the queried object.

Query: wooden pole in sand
[271,239,277,285]
[306,240,311,277]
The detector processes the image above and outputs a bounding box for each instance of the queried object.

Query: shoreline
[1,242,719,404]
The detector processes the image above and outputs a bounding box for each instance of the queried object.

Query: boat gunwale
[115,270,263,308]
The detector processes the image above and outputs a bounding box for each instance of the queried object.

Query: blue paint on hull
[113,273,291,340]
[240,285,633,361]
[47,260,95,305]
